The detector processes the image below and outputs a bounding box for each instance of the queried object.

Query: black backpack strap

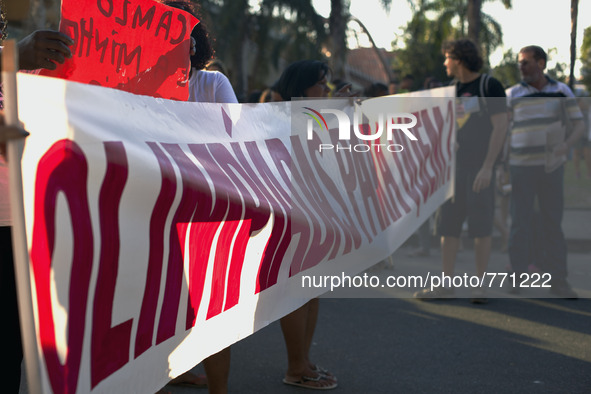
[478,73,490,115]
[479,73,490,97]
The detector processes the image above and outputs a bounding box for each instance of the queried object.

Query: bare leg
[281,302,312,377]
[441,236,460,277]
[304,298,318,363]
[203,347,231,394]
[280,300,335,389]
[474,236,492,277]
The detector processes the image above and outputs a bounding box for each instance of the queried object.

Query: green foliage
[547,62,568,83]
[196,0,328,96]
[491,49,520,88]
[411,0,508,58]
[395,0,510,88]
[392,13,450,86]
[546,47,568,83]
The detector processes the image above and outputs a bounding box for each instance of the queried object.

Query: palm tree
[349,16,394,81]
[393,3,453,85]
[467,0,482,44]
[569,0,579,90]
[581,26,591,93]
[200,0,397,95]
[329,0,348,79]
[466,0,511,46]
[409,0,511,66]
[325,0,396,81]
[199,0,327,99]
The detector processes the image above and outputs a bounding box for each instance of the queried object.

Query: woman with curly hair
[158,2,236,393]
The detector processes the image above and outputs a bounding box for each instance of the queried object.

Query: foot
[413,286,454,300]
[283,374,337,390]
[310,364,337,382]
[549,279,578,299]
[170,371,208,387]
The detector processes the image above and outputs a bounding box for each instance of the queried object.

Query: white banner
[13,73,455,393]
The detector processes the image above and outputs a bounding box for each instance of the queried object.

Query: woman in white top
[161,2,236,394]
[188,66,237,104]
[179,0,237,105]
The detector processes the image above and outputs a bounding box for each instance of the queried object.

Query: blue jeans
[508,165,567,279]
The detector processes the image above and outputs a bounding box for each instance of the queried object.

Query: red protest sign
[40,0,199,101]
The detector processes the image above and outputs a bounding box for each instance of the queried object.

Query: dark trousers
[508,165,567,279]
[1,226,22,393]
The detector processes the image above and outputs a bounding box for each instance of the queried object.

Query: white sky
[312,0,591,77]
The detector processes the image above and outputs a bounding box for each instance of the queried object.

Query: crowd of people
[410,40,586,303]
[1,0,590,393]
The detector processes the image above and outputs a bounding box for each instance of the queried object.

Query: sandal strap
[301,375,324,383]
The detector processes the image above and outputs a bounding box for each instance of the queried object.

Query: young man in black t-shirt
[414,39,508,303]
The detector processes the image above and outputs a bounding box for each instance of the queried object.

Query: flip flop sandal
[312,365,337,381]
[283,375,338,390]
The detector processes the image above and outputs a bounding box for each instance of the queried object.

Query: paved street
[170,294,591,393]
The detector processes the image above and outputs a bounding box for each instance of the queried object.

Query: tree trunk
[224,0,250,101]
[350,16,393,82]
[569,0,579,90]
[467,0,482,45]
[329,0,348,80]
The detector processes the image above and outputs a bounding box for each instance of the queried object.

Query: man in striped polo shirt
[506,45,584,298]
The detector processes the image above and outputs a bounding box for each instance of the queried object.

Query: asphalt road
[161,247,591,394]
[165,296,591,394]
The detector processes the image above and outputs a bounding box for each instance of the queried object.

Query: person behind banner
[364,82,388,98]
[259,80,282,103]
[156,1,237,393]
[0,19,74,393]
[398,74,415,93]
[414,38,508,304]
[0,112,29,394]
[174,2,236,104]
[505,45,584,298]
[273,59,356,391]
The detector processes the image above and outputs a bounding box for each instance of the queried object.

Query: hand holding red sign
[17,30,75,71]
[40,0,199,101]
